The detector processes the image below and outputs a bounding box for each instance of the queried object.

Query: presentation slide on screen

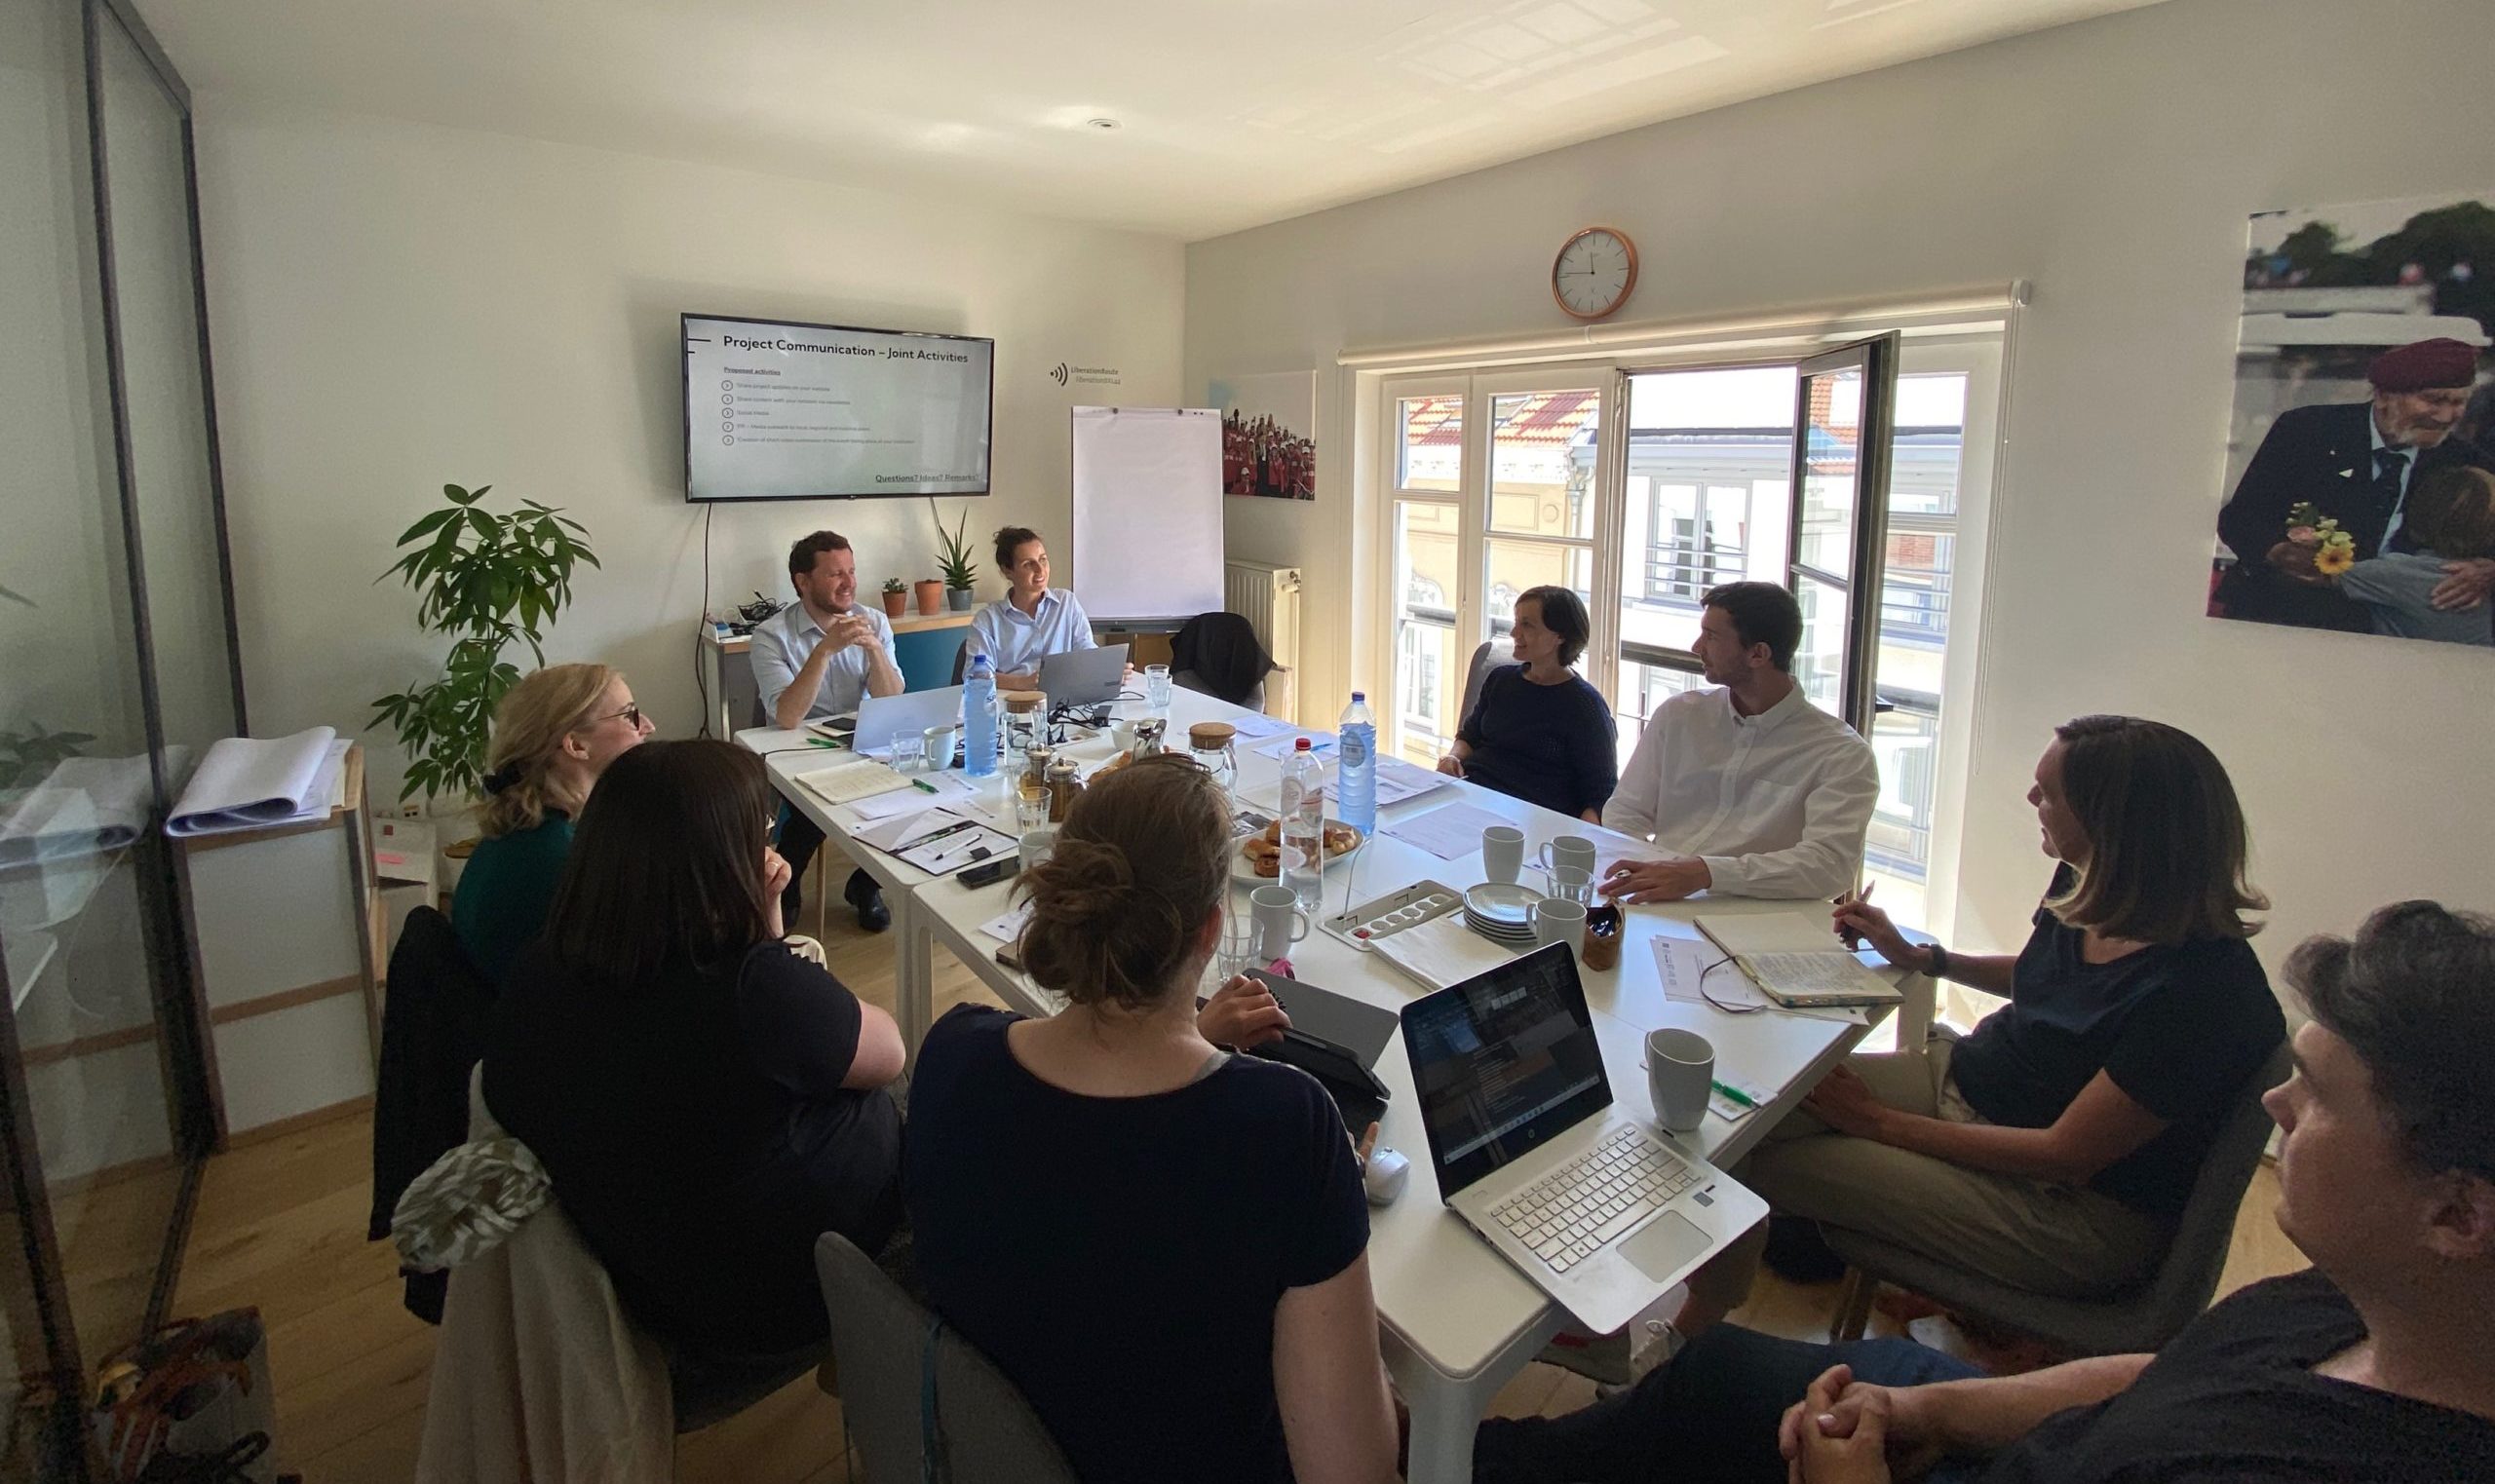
[684,316,992,500]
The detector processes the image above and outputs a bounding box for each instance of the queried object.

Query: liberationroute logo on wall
[1050,361,1121,387]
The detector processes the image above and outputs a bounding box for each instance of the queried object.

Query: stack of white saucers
[1462,883,1540,943]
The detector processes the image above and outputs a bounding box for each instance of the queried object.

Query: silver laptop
[1035,644,1130,705]
[852,685,964,760]
[1401,942,1769,1336]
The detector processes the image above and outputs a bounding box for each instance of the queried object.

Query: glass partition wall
[1,0,240,1473]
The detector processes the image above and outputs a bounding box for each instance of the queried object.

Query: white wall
[194,100,1183,800]
[1186,0,2495,967]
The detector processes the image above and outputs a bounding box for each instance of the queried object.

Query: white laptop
[1035,643,1130,705]
[852,685,965,760]
[1400,942,1769,1336]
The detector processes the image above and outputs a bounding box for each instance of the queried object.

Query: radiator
[1223,559,1301,720]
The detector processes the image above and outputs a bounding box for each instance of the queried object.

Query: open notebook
[1693,911,1903,1009]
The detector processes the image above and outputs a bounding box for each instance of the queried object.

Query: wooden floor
[151,865,2308,1480]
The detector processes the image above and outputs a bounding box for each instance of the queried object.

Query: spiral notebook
[1693,911,1902,1009]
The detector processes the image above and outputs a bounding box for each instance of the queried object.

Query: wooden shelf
[891,610,976,633]
[708,608,977,654]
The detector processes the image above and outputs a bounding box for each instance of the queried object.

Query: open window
[1785,333,1899,737]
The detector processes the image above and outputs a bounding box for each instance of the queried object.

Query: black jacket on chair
[368,905,499,1323]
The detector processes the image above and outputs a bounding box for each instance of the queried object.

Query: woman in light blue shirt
[970,527,1097,689]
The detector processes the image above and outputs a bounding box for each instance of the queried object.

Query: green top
[450,814,575,984]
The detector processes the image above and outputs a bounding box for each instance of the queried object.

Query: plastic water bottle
[1337,692,1378,838]
[1280,737,1326,912]
[963,653,998,778]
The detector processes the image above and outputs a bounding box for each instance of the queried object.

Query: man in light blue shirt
[969,526,1098,689]
[748,530,903,930]
[750,532,902,728]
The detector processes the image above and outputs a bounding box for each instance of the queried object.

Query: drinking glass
[1144,663,1173,710]
[888,731,925,773]
[1209,895,1260,986]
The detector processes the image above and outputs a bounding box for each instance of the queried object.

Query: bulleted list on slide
[684,315,991,499]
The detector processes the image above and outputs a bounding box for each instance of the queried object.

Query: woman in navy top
[1439,586,1617,821]
[904,755,1399,1484]
[1673,715,2284,1338]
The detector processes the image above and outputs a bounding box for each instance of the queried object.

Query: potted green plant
[367,484,598,857]
[931,499,980,612]
[880,576,909,620]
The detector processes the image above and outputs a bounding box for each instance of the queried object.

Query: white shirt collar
[1725,679,1809,731]
[2368,409,2411,461]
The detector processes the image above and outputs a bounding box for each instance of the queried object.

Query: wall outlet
[400,802,423,818]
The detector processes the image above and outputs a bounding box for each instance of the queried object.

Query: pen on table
[1710,1080,1758,1110]
[911,779,939,793]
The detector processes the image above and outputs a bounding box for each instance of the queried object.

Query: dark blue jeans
[1473,1325,1987,1484]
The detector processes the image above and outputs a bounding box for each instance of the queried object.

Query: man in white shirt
[968,526,1098,689]
[748,530,904,930]
[1601,582,1879,902]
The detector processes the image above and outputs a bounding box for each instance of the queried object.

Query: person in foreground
[1473,899,2495,1483]
[751,529,905,932]
[1437,585,1616,822]
[450,662,653,983]
[904,755,1400,1484]
[1673,715,2284,1339]
[482,740,905,1413]
[969,525,1101,690]
[1601,582,1879,902]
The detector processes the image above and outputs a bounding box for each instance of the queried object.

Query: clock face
[1553,227,1637,322]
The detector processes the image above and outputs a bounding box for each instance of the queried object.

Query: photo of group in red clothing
[1210,371,1318,502]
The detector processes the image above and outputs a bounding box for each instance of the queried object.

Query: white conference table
[745,692,1926,1484]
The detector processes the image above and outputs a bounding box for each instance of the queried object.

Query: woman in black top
[1439,585,1617,821]
[483,741,905,1395]
[1475,900,2495,1484]
[1675,715,2284,1338]
[904,755,1399,1484]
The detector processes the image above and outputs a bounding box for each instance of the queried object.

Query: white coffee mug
[1646,1027,1714,1134]
[1248,884,1310,961]
[1017,826,1057,871]
[1111,719,1138,752]
[1481,825,1525,885]
[1538,835,1597,878]
[1532,896,1588,958]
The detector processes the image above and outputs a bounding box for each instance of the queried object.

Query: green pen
[1710,1080,1758,1110]
[911,780,939,793]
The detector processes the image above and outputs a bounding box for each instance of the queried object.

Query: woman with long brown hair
[449,662,652,980]
[482,740,903,1409]
[1670,714,2286,1340]
[903,755,1400,1484]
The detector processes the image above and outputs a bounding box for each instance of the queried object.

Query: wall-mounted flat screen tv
[683,313,994,502]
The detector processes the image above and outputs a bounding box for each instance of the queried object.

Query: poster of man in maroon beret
[2212,193,2495,645]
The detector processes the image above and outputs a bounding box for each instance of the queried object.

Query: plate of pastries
[1236,818,1364,881]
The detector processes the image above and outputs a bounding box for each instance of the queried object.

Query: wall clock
[1552,226,1637,322]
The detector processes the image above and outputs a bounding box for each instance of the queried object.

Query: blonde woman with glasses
[449,663,653,981]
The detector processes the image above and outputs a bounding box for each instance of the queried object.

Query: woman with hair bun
[450,662,652,981]
[903,755,1400,1484]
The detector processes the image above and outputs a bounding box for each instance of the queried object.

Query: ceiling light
[1084,117,1121,131]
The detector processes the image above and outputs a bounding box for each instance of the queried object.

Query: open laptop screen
[1401,942,1613,1199]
